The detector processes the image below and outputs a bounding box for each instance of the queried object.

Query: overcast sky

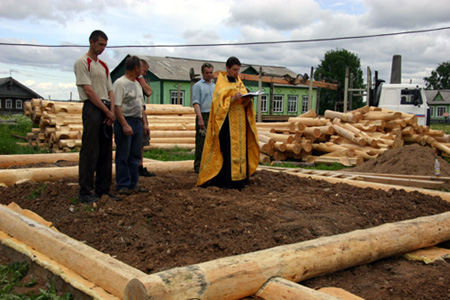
[1,0,450,100]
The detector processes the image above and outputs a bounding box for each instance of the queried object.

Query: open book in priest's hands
[241,90,265,97]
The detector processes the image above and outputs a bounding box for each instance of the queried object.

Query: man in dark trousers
[74,30,119,203]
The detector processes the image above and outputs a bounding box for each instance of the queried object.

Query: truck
[368,79,430,126]
[346,55,430,126]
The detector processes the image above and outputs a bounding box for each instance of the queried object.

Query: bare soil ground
[1,144,449,299]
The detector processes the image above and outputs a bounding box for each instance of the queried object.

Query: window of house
[15,100,23,109]
[302,95,309,113]
[273,95,283,113]
[430,107,434,117]
[5,99,12,109]
[260,95,268,112]
[170,90,185,105]
[437,106,446,117]
[287,95,298,113]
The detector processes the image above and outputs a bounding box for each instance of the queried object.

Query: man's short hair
[89,30,108,42]
[226,56,241,68]
[141,59,149,68]
[201,62,213,72]
[125,56,141,71]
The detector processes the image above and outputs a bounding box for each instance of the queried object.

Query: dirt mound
[347,143,450,176]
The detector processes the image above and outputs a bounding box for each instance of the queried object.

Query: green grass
[26,184,47,200]
[143,147,194,161]
[0,114,49,155]
[430,123,450,134]
[0,261,72,299]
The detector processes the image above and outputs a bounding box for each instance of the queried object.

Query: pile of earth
[347,143,450,176]
[0,144,449,299]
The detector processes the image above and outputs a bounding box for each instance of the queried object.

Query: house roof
[425,90,450,105]
[130,55,299,81]
[0,77,42,99]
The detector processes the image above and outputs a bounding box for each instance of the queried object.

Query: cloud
[228,0,323,31]
[364,0,450,29]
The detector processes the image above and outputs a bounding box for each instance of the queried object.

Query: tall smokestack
[390,54,402,84]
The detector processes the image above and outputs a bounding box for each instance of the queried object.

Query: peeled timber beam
[124,212,450,300]
[0,160,193,186]
[0,205,146,299]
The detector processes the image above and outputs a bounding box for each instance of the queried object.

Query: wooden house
[425,89,450,122]
[0,77,42,114]
[111,55,319,121]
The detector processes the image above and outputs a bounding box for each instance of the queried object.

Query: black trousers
[194,112,210,172]
[78,100,113,195]
[209,115,248,189]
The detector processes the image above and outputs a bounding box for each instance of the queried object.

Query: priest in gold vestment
[197,57,259,189]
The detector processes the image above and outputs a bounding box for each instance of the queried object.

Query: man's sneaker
[78,193,99,204]
[139,166,156,177]
[117,188,131,195]
[130,186,148,193]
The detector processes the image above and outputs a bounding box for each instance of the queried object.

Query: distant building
[425,90,450,122]
[0,77,42,114]
[111,55,318,121]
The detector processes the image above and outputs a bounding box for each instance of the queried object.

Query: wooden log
[50,103,83,114]
[285,143,301,154]
[265,133,294,144]
[256,122,295,132]
[351,122,377,132]
[259,153,271,164]
[148,123,195,131]
[427,129,445,137]
[147,116,195,123]
[150,137,195,144]
[431,140,450,156]
[0,161,194,186]
[298,140,312,152]
[0,153,79,168]
[363,111,402,121]
[303,127,322,139]
[332,124,366,146]
[273,142,287,152]
[259,134,275,146]
[341,123,378,147]
[273,151,287,161]
[324,110,359,123]
[297,109,317,118]
[255,277,342,300]
[288,118,329,127]
[58,139,82,149]
[259,142,274,156]
[124,212,450,300]
[144,144,195,150]
[0,205,146,298]
[145,104,195,115]
[150,131,195,138]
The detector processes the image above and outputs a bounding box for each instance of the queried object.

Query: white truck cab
[374,83,430,126]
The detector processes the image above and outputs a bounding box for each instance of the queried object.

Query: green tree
[314,49,364,114]
[424,61,450,89]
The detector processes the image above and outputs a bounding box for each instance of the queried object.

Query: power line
[1,26,449,49]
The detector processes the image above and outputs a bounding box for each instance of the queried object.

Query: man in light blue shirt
[193,63,215,173]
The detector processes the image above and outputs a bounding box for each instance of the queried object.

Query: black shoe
[139,167,156,177]
[78,193,99,204]
[105,192,122,201]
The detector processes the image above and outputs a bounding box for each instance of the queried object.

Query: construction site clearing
[0,100,449,299]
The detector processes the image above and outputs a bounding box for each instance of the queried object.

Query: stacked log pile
[24,99,196,152]
[24,99,450,166]
[257,106,450,166]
